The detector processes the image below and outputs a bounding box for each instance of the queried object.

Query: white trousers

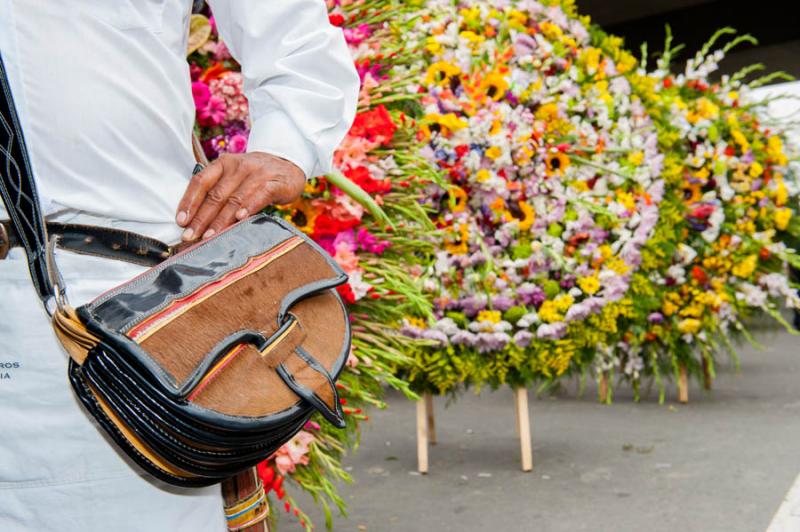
[0,215,226,531]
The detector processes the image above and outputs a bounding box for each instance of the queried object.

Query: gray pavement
[290,329,800,532]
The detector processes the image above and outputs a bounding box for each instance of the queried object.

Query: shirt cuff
[247,109,319,179]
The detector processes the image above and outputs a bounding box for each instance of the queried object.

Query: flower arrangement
[189,2,436,529]
[605,27,800,399]
[398,0,666,393]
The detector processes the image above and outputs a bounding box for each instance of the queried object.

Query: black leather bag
[0,53,351,487]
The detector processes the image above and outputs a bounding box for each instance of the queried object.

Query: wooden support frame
[416,388,533,473]
[598,371,610,403]
[678,363,689,404]
[515,387,533,472]
[416,393,430,474]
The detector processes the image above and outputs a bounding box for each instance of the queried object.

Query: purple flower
[513,330,533,348]
[518,283,546,308]
[451,330,478,347]
[458,295,488,317]
[559,274,576,289]
[536,322,567,340]
[421,329,449,346]
[476,332,511,353]
[491,295,515,312]
[647,312,664,324]
[513,33,538,56]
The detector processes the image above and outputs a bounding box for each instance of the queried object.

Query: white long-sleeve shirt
[0,0,359,226]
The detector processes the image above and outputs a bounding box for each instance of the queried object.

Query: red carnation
[344,165,392,195]
[690,204,715,219]
[691,265,708,284]
[337,283,356,304]
[329,13,345,27]
[312,212,361,239]
[349,105,397,146]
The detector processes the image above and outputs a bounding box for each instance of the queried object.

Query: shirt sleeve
[207,0,360,179]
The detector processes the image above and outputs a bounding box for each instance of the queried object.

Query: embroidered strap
[0,52,55,302]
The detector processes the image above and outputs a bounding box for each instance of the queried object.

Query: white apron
[0,213,226,531]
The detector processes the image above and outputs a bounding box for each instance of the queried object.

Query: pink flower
[210,72,249,124]
[192,81,211,109]
[197,96,226,126]
[334,243,360,273]
[333,135,376,169]
[358,74,380,108]
[228,133,248,153]
[273,431,315,476]
[343,23,372,45]
[346,346,359,368]
[214,40,232,61]
[333,229,357,251]
[357,228,390,254]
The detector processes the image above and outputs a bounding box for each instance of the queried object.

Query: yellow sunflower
[425,61,461,87]
[283,200,318,234]
[545,152,570,176]
[480,71,509,101]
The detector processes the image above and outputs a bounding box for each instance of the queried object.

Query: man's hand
[176,152,305,241]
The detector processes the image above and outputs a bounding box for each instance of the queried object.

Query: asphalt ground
[290,328,800,532]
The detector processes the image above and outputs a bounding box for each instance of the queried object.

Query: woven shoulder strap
[0,52,57,304]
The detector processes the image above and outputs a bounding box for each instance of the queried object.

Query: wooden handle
[222,468,269,532]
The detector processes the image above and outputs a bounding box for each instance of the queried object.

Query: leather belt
[0,219,182,267]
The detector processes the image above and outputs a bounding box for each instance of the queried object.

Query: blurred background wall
[578,0,800,81]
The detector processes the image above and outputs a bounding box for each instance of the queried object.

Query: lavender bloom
[513,330,534,348]
[451,330,478,347]
[648,312,664,324]
[476,332,512,353]
[491,295,515,312]
[601,274,629,301]
[536,322,567,340]
[421,329,449,346]
[513,33,538,56]
[518,283,546,307]
[565,301,592,322]
[559,274,576,289]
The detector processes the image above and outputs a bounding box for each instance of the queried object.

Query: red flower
[691,265,707,284]
[337,283,356,304]
[344,165,392,195]
[311,212,361,239]
[349,105,397,146]
[690,204,715,219]
[329,13,345,27]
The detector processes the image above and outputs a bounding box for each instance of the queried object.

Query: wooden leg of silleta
[513,389,520,437]
[222,467,270,531]
[417,396,429,474]
[701,356,712,391]
[424,391,437,445]
[598,372,609,403]
[514,387,533,472]
[678,364,689,404]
